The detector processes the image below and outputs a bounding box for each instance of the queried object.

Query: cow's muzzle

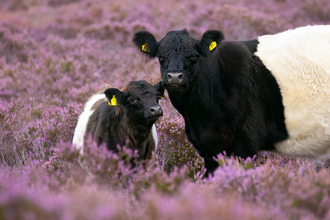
[167,72,183,85]
[149,105,163,116]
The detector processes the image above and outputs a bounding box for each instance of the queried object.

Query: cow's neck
[169,67,225,121]
[167,63,229,155]
[110,111,154,161]
[125,120,153,154]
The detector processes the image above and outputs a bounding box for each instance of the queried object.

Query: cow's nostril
[150,105,163,116]
[167,72,183,85]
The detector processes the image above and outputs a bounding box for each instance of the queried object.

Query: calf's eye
[128,97,139,105]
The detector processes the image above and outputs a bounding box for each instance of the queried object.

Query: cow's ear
[153,81,165,99]
[133,31,159,58]
[104,88,125,106]
[197,30,224,57]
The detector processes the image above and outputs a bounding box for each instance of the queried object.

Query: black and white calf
[133,25,330,176]
[72,80,164,161]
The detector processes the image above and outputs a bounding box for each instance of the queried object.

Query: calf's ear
[104,88,125,106]
[197,30,224,57]
[133,31,159,58]
[154,81,165,99]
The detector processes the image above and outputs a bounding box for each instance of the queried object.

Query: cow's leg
[233,130,259,160]
[203,157,219,178]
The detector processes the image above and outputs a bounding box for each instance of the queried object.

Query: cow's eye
[185,56,197,68]
[128,97,139,105]
[187,55,198,62]
[158,57,167,66]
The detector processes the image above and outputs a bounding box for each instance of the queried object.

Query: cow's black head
[104,80,164,127]
[133,29,224,95]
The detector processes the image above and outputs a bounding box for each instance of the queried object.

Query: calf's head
[133,29,224,94]
[104,80,164,127]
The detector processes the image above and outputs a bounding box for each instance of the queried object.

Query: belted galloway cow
[72,80,164,162]
[133,25,330,176]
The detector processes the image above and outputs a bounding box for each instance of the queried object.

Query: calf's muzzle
[149,105,163,116]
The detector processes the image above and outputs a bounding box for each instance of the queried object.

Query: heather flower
[0,0,330,219]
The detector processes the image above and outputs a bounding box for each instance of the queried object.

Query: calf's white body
[72,92,158,155]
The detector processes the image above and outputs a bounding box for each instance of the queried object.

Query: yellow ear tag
[108,95,118,106]
[209,41,217,51]
[142,43,150,52]
[158,96,163,99]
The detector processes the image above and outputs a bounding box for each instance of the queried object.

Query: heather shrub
[156,111,204,179]
[0,97,80,168]
[210,154,330,219]
[0,98,28,167]
[33,138,191,197]
[0,0,330,218]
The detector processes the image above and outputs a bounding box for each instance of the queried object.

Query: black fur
[241,39,259,54]
[133,29,288,177]
[133,31,159,58]
[86,80,164,161]
[198,30,224,57]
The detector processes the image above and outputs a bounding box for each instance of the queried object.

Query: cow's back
[72,92,107,154]
[256,25,330,158]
